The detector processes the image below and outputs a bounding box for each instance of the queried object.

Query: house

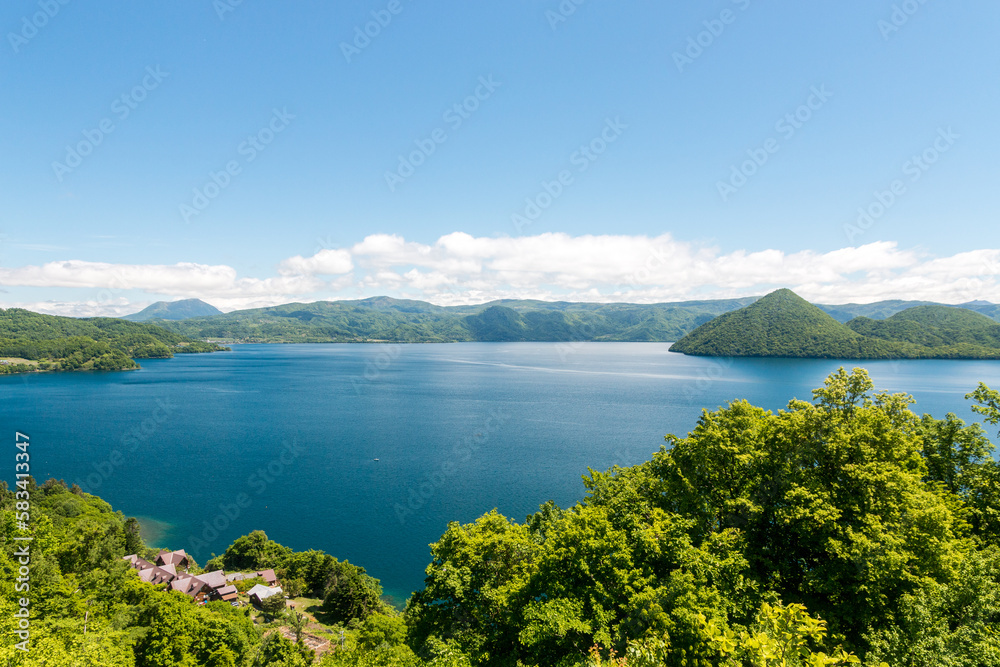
[155,549,190,571]
[255,569,278,586]
[124,554,155,570]
[197,569,228,590]
[247,584,283,606]
[211,584,239,602]
[122,553,255,605]
[170,576,210,602]
[136,564,177,586]
[125,554,173,581]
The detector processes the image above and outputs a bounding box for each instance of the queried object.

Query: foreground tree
[405,369,1000,666]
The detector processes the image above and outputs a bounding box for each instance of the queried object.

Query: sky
[1,0,999,315]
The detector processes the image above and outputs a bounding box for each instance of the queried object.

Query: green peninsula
[670,288,1000,359]
[0,308,229,374]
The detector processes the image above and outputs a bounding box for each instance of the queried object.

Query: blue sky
[1,0,998,313]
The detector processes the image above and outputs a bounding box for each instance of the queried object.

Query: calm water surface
[3,343,998,602]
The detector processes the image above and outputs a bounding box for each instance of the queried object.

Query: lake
[3,343,999,603]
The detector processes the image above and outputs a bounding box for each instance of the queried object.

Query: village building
[211,584,239,603]
[122,553,267,604]
[247,584,283,607]
[255,569,278,586]
[197,569,228,590]
[155,549,190,571]
[170,576,210,602]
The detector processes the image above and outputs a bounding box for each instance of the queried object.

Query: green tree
[259,593,287,618]
[322,560,384,624]
[406,510,541,663]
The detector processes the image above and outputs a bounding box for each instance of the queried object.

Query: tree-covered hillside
[847,305,1000,349]
[151,298,757,344]
[151,294,1000,346]
[671,289,1000,359]
[5,369,1000,665]
[0,308,228,374]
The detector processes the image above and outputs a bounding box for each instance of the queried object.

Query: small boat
[373,458,380,462]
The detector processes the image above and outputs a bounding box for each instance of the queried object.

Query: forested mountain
[5,370,1000,665]
[818,299,1000,323]
[123,298,222,322]
[142,294,1000,345]
[847,305,1000,348]
[152,298,758,344]
[670,289,1000,359]
[0,308,228,374]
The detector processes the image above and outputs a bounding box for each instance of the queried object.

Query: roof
[124,555,157,572]
[138,565,176,586]
[171,576,209,598]
[156,549,189,567]
[214,585,239,601]
[255,569,277,584]
[226,572,249,582]
[247,584,282,600]
[197,569,228,590]
[160,563,177,576]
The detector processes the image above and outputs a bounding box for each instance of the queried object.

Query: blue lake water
[3,343,999,603]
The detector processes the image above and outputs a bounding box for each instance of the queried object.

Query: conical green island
[669,288,1000,359]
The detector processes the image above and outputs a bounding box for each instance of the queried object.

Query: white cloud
[1,234,998,317]
[278,248,353,276]
[341,233,948,304]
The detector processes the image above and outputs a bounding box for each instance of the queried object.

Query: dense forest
[151,298,756,344]
[144,295,1000,346]
[670,289,1000,359]
[0,309,228,374]
[4,368,1000,665]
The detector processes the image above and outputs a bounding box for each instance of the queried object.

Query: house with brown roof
[255,569,278,586]
[156,549,190,571]
[211,584,239,603]
[137,564,178,586]
[197,569,228,590]
[123,553,261,605]
[170,576,210,602]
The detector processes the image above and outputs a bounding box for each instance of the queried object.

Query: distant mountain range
[670,289,1000,359]
[135,294,1000,347]
[123,298,222,321]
